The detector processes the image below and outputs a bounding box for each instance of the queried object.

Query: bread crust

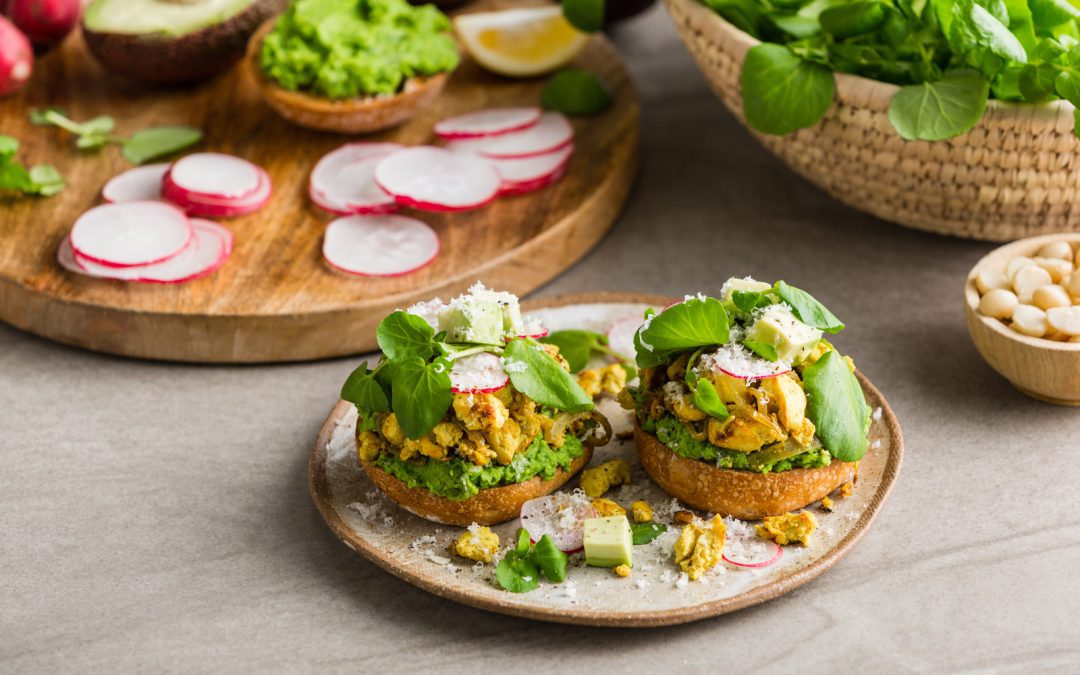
[635,426,855,519]
[361,447,593,526]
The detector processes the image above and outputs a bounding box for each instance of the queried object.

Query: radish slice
[699,344,792,380]
[163,168,272,218]
[607,316,643,361]
[434,107,541,139]
[56,237,83,275]
[168,152,262,200]
[374,147,500,212]
[73,220,232,284]
[102,164,169,203]
[490,144,573,183]
[309,143,400,215]
[723,530,783,568]
[449,352,509,393]
[322,215,440,277]
[516,317,548,339]
[445,112,574,159]
[69,201,193,268]
[519,493,597,553]
[499,165,568,196]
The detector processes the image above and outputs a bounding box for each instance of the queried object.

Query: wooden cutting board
[0,25,638,363]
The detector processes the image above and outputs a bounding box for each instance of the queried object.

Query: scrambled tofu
[630,500,653,523]
[674,515,726,581]
[579,459,631,498]
[756,511,818,547]
[591,498,626,517]
[577,364,627,399]
[840,481,854,498]
[453,525,500,563]
[820,496,834,511]
[613,564,631,578]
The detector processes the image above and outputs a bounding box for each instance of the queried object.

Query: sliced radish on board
[168,152,262,200]
[723,530,783,568]
[519,493,598,554]
[102,163,169,203]
[163,168,272,218]
[322,215,440,277]
[55,237,81,275]
[449,352,509,393]
[700,344,792,380]
[607,315,644,361]
[499,165,568,196]
[69,201,193,268]
[309,143,401,215]
[445,112,574,159]
[516,318,549,339]
[490,144,573,184]
[72,220,232,284]
[374,146,500,212]
[434,107,541,139]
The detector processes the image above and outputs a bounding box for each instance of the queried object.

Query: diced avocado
[469,285,523,333]
[746,304,823,363]
[721,277,772,303]
[584,516,633,568]
[439,297,505,344]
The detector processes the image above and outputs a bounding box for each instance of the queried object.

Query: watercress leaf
[28,107,64,126]
[636,296,730,366]
[630,522,667,545]
[741,44,836,135]
[76,134,110,150]
[562,0,604,32]
[495,551,540,593]
[390,358,453,439]
[1003,0,1037,55]
[951,0,1028,68]
[533,534,569,582]
[541,69,613,115]
[742,338,779,361]
[692,379,730,420]
[0,161,33,193]
[731,289,773,316]
[28,165,64,196]
[0,135,18,158]
[121,126,202,164]
[819,1,888,39]
[887,69,989,140]
[540,329,605,373]
[502,338,594,413]
[770,14,820,38]
[775,281,846,333]
[516,527,532,554]
[1019,62,1058,100]
[684,347,705,389]
[376,311,436,361]
[340,364,390,412]
[1029,0,1080,31]
[704,0,766,38]
[1055,67,1080,106]
[802,350,869,462]
[81,115,116,135]
[634,327,667,369]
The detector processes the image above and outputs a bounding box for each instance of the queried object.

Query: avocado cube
[722,277,772,303]
[746,304,823,363]
[438,297,505,344]
[584,516,633,568]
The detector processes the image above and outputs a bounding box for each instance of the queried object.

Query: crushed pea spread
[261,0,460,100]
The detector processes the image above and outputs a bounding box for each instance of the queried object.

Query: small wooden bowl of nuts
[965,233,1080,405]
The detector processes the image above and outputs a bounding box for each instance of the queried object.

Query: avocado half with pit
[82,0,287,84]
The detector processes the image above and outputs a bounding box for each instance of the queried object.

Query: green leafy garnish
[740,44,836,135]
[532,534,569,582]
[774,281,844,333]
[496,528,569,592]
[390,358,453,439]
[503,338,594,413]
[541,69,613,115]
[742,338,779,361]
[562,0,604,32]
[539,329,636,379]
[376,311,437,361]
[340,364,390,413]
[496,551,540,593]
[888,70,989,141]
[635,296,730,368]
[802,350,869,462]
[31,108,201,164]
[630,522,668,545]
[692,379,730,420]
[122,127,203,165]
[0,135,64,198]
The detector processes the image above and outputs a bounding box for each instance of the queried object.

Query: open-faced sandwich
[341,284,611,526]
[623,278,871,520]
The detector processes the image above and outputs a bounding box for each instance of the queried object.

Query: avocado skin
[82,0,287,84]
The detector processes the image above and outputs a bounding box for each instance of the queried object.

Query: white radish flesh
[163,167,272,217]
[74,220,232,284]
[701,344,792,379]
[607,315,644,361]
[445,112,574,159]
[322,215,439,277]
[55,236,82,275]
[102,163,169,203]
[374,147,500,212]
[519,493,597,553]
[69,201,193,268]
[722,536,783,568]
[168,152,262,199]
[309,143,400,215]
[434,107,541,139]
[979,289,1018,319]
[449,352,509,393]
[489,143,573,183]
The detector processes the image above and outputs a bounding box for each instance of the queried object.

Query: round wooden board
[308,293,904,627]
[0,17,638,363]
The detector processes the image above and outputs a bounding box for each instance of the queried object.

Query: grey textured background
[4,5,1080,672]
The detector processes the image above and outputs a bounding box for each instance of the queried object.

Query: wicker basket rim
[671,0,1076,120]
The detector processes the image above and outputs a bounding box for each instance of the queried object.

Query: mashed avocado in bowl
[260,0,459,100]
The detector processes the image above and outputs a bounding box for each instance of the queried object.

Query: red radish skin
[374,146,501,212]
[0,16,32,97]
[102,163,169,203]
[3,0,80,49]
[722,540,783,568]
[434,107,541,139]
[445,112,574,159]
[449,352,509,394]
[489,144,573,184]
[519,493,597,553]
[167,152,263,200]
[72,220,232,284]
[499,166,567,196]
[55,236,81,275]
[162,168,272,218]
[69,201,194,268]
[322,215,440,278]
[309,143,400,216]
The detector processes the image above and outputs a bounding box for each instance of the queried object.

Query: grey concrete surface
[4,5,1080,673]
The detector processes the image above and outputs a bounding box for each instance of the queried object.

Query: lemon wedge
[454,6,589,78]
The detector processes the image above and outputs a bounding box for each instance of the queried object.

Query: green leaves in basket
[706,0,1080,139]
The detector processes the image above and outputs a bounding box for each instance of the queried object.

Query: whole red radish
[0,16,32,97]
[3,0,81,50]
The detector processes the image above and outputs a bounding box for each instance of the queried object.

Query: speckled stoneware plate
[308,293,904,627]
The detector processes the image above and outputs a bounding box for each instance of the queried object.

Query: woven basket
[665,0,1080,241]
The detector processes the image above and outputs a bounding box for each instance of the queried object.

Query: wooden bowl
[965,233,1080,405]
[665,0,1080,242]
[245,20,451,134]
